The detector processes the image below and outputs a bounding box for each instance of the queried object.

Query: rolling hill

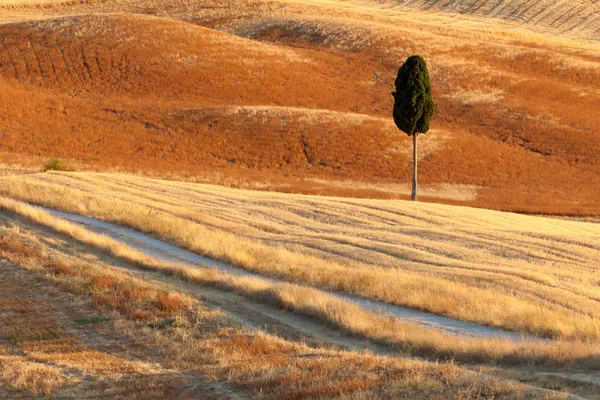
[0,0,598,215]
[336,0,600,38]
[1,170,600,397]
[1,3,599,397]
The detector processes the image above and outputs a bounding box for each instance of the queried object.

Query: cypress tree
[392,55,436,201]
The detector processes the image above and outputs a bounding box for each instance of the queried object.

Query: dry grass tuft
[0,235,36,258]
[155,293,187,313]
[0,358,67,397]
[90,274,118,289]
[42,159,73,173]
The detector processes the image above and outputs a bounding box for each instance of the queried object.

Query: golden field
[1,0,600,397]
[0,198,584,399]
[3,172,600,341]
[1,171,600,397]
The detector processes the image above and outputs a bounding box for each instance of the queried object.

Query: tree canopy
[392,55,436,136]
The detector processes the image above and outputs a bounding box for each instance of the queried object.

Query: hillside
[344,0,600,39]
[0,0,598,215]
[1,171,600,397]
[3,171,600,340]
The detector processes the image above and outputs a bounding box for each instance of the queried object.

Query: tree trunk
[411,133,417,201]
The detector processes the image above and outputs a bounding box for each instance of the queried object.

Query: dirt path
[0,211,401,356]
[4,211,595,400]
[43,207,539,342]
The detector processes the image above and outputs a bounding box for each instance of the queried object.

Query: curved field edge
[1,195,600,369]
[2,229,556,399]
[309,0,600,40]
[1,172,600,342]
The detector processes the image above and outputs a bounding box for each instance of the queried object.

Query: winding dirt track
[9,207,593,400]
[43,206,536,342]
[0,212,600,400]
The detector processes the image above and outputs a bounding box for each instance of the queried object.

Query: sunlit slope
[0,14,411,180]
[352,0,600,38]
[0,1,599,214]
[3,190,595,398]
[2,172,600,340]
[0,14,330,102]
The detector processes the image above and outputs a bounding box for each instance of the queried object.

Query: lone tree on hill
[392,55,436,201]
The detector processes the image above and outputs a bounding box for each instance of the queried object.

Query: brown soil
[0,0,599,215]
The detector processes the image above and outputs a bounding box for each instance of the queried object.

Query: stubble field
[0,0,598,214]
[1,0,600,398]
[0,171,600,398]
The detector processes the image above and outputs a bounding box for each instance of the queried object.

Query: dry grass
[335,0,600,40]
[0,256,173,398]
[2,177,600,369]
[2,172,600,342]
[0,222,559,399]
[0,358,67,397]
[0,1,597,396]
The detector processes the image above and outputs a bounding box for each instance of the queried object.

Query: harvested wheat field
[5,215,541,399]
[0,0,599,214]
[0,171,600,398]
[1,0,600,398]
